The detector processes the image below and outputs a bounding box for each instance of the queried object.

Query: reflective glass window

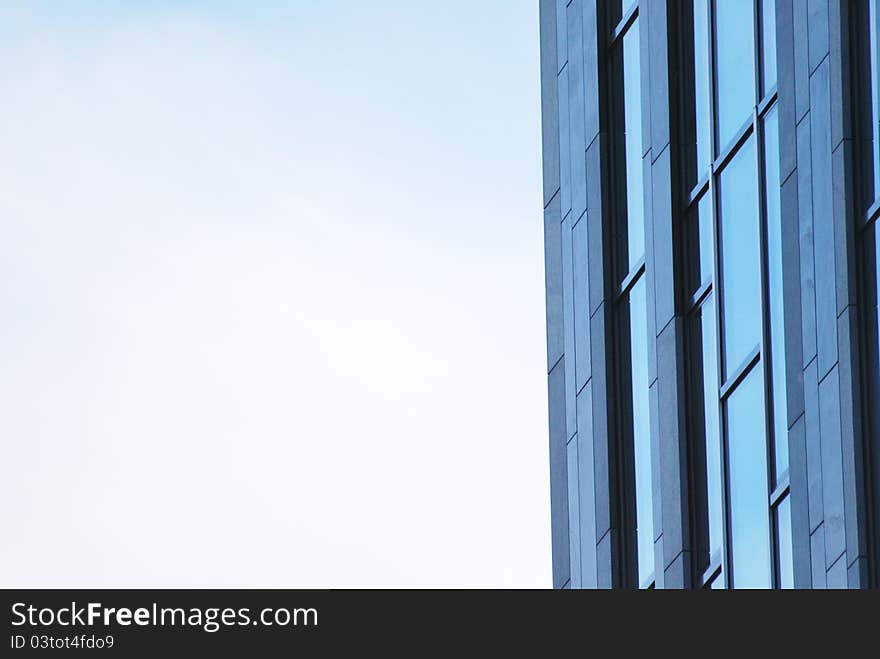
[726,368,772,588]
[686,194,713,295]
[761,0,777,94]
[776,495,794,589]
[621,22,645,272]
[627,278,654,585]
[870,0,880,201]
[698,296,723,564]
[692,0,711,178]
[718,137,760,376]
[714,0,755,150]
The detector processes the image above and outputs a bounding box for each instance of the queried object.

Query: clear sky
[0,1,549,587]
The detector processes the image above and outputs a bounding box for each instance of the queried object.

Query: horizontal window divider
[616,256,647,300]
[770,473,791,508]
[609,3,639,48]
[719,345,761,401]
[700,556,722,588]
[713,119,755,175]
[865,197,880,226]
[687,174,711,208]
[688,280,713,311]
[757,89,778,117]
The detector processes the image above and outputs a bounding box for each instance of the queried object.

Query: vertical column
[584,0,624,589]
[540,0,616,588]
[640,0,693,588]
[540,0,610,589]
[540,0,569,589]
[775,0,871,588]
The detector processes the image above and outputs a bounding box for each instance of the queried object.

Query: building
[539,0,880,588]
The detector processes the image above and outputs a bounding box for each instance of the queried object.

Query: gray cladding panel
[548,360,570,589]
[540,0,560,207]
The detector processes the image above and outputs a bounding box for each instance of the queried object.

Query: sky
[0,1,549,588]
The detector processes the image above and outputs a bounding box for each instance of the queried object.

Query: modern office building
[540,0,880,588]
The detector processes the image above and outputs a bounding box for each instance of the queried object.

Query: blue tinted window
[718,137,760,377]
[714,0,755,150]
[697,194,713,289]
[699,296,723,562]
[622,22,645,270]
[871,0,880,201]
[874,225,880,382]
[726,368,772,588]
[693,0,711,177]
[776,495,794,589]
[761,0,777,94]
[687,194,713,295]
[628,278,654,585]
[763,107,788,480]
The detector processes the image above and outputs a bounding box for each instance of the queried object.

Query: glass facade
[685,0,790,589]
[540,0,878,589]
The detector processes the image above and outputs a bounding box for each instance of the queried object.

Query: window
[685,0,789,589]
[610,4,653,588]
[726,367,771,588]
[627,279,653,584]
[713,0,754,150]
[718,137,760,377]
[859,0,880,585]
[868,0,880,201]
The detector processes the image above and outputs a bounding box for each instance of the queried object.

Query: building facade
[540,0,880,588]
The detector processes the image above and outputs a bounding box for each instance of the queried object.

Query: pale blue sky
[0,1,549,587]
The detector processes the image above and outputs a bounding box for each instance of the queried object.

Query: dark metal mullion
[606,1,643,590]
[610,3,639,49]
[616,257,647,300]
[857,0,880,590]
[718,345,761,401]
[753,84,779,590]
[706,0,731,590]
[755,0,766,100]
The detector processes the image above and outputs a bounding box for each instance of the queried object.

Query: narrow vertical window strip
[763,106,788,481]
[693,0,711,180]
[623,22,645,272]
[871,0,880,200]
[628,279,653,585]
[726,368,772,588]
[612,12,653,587]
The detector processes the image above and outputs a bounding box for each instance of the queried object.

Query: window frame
[853,0,880,589]
[608,0,655,590]
[681,0,790,590]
